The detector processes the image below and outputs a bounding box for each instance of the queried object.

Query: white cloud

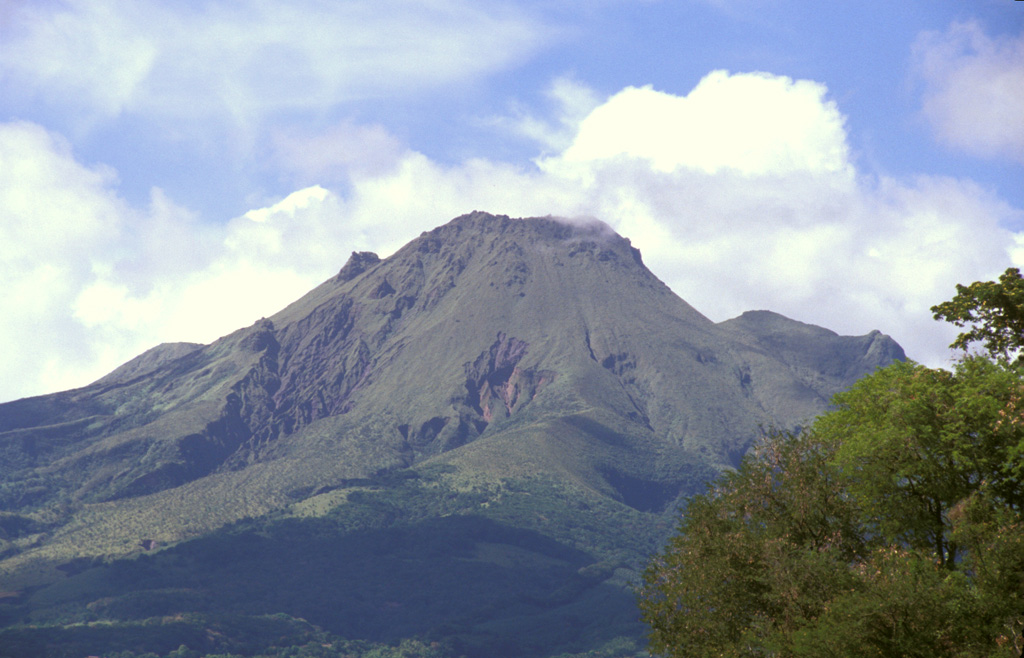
[525,73,1019,366]
[0,0,550,132]
[493,75,603,153]
[914,21,1024,162]
[0,121,135,399]
[3,68,1023,401]
[0,122,342,401]
[549,72,851,176]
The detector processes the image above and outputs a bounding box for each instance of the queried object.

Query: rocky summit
[0,212,904,658]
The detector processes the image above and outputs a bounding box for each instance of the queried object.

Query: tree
[640,274,1024,657]
[789,545,990,658]
[639,361,1024,657]
[816,356,1024,568]
[812,356,1024,656]
[638,429,866,657]
[932,267,1024,362]
[639,420,1023,657]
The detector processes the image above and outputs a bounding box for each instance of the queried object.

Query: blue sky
[1,0,1022,402]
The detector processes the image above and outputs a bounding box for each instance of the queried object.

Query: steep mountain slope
[0,212,904,657]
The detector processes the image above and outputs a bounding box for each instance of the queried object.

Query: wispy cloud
[913,21,1024,163]
[0,0,552,133]
[271,120,408,186]
[491,76,603,153]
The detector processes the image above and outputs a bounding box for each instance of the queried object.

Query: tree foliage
[638,429,867,657]
[641,272,1024,656]
[639,409,1023,656]
[932,266,1024,362]
[818,356,1024,568]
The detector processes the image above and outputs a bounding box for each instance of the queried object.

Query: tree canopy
[640,272,1024,657]
[932,266,1024,362]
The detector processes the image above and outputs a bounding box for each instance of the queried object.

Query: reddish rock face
[463,332,558,424]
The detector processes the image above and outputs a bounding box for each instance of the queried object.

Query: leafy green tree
[639,358,1024,657]
[932,266,1024,362]
[790,545,989,658]
[638,429,866,657]
[816,356,1024,568]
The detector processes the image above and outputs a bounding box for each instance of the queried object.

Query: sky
[1,0,1023,403]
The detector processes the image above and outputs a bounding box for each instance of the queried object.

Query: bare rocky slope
[0,212,904,657]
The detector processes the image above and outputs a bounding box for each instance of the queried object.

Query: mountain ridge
[0,211,905,534]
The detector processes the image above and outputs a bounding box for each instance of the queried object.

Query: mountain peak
[411,211,645,266]
[0,211,904,607]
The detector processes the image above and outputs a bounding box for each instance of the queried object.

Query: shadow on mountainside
[8,485,647,658]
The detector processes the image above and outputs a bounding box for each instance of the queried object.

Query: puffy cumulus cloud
[0,118,531,401]
[913,21,1024,162]
[0,121,182,399]
[0,0,549,130]
[0,122,338,401]
[0,121,568,402]
[549,72,851,176]
[526,72,1020,366]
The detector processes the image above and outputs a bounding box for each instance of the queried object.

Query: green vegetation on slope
[0,465,670,658]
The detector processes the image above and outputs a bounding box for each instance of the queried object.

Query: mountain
[0,212,904,658]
